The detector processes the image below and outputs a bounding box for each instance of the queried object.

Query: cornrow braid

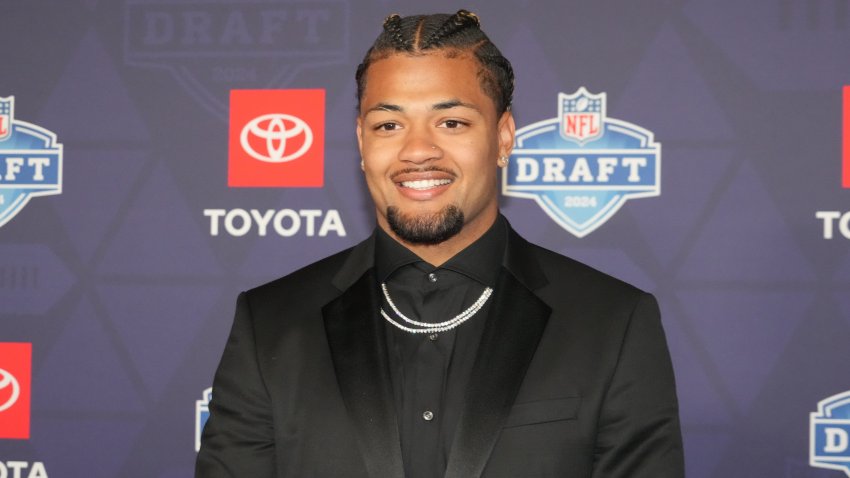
[382,13,410,51]
[420,9,479,49]
[355,10,514,115]
[481,53,514,112]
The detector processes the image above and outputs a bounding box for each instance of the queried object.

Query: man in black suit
[196,10,684,478]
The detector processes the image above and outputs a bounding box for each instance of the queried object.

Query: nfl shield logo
[811,390,850,477]
[0,96,62,229]
[195,387,212,452]
[0,96,13,141]
[559,87,605,145]
[503,89,660,238]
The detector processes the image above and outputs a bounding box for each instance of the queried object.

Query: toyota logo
[0,368,20,412]
[240,113,313,163]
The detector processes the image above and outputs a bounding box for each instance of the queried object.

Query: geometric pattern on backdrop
[2,2,849,477]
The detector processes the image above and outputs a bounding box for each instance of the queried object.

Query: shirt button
[427,273,438,282]
[422,410,434,421]
[428,333,439,341]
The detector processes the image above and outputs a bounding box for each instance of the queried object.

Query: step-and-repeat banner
[2,1,850,477]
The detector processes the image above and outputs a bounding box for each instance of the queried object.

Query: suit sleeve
[195,292,276,477]
[591,293,685,478]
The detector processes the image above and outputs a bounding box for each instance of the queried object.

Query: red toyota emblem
[228,89,324,188]
[0,343,31,440]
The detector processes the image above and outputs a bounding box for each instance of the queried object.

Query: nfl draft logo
[503,88,660,238]
[0,97,63,229]
[195,387,212,452]
[811,390,850,476]
[124,0,349,119]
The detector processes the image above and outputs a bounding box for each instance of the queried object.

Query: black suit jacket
[196,224,684,477]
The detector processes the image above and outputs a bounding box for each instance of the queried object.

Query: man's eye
[375,122,399,131]
[441,120,467,129]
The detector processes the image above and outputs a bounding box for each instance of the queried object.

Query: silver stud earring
[497,156,509,168]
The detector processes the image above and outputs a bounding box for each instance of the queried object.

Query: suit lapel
[444,226,552,478]
[323,268,405,478]
[322,223,550,478]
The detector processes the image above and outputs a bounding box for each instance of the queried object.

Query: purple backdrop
[2,1,850,477]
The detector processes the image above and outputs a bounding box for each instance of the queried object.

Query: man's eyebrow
[364,103,402,114]
[433,99,481,112]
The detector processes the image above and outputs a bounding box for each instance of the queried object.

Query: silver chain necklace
[379,282,494,334]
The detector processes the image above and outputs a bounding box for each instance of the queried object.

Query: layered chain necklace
[379,282,494,334]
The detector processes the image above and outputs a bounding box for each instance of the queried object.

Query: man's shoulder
[514,238,655,336]
[519,235,646,299]
[243,239,366,304]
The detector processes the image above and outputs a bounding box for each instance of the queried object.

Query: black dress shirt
[374,216,507,478]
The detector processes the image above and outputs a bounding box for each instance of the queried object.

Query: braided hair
[355,10,514,115]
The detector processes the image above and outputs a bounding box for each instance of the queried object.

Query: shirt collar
[374,215,507,287]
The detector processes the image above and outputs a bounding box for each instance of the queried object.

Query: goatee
[386,205,464,245]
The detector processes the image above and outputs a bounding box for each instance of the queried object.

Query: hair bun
[383,13,402,28]
[456,10,480,26]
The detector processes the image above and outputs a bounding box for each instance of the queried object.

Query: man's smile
[391,168,457,198]
[399,178,453,190]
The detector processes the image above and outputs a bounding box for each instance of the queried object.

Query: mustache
[389,166,457,180]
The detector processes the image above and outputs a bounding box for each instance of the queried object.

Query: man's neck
[378,213,499,267]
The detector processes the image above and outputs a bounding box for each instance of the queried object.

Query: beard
[386,204,465,245]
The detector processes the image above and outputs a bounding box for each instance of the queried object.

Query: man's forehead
[366,51,479,79]
[360,52,495,114]
[364,99,483,115]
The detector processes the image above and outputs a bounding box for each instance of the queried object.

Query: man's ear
[356,116,365,171]
[497,110,516,158]
[356,116,364,154]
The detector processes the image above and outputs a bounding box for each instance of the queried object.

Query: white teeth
[400,179,452,190]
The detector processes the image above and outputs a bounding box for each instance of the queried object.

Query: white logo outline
[0,368,21,412]
[240,113,313,163]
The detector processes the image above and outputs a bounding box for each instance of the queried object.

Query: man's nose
[398,127,442,164]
